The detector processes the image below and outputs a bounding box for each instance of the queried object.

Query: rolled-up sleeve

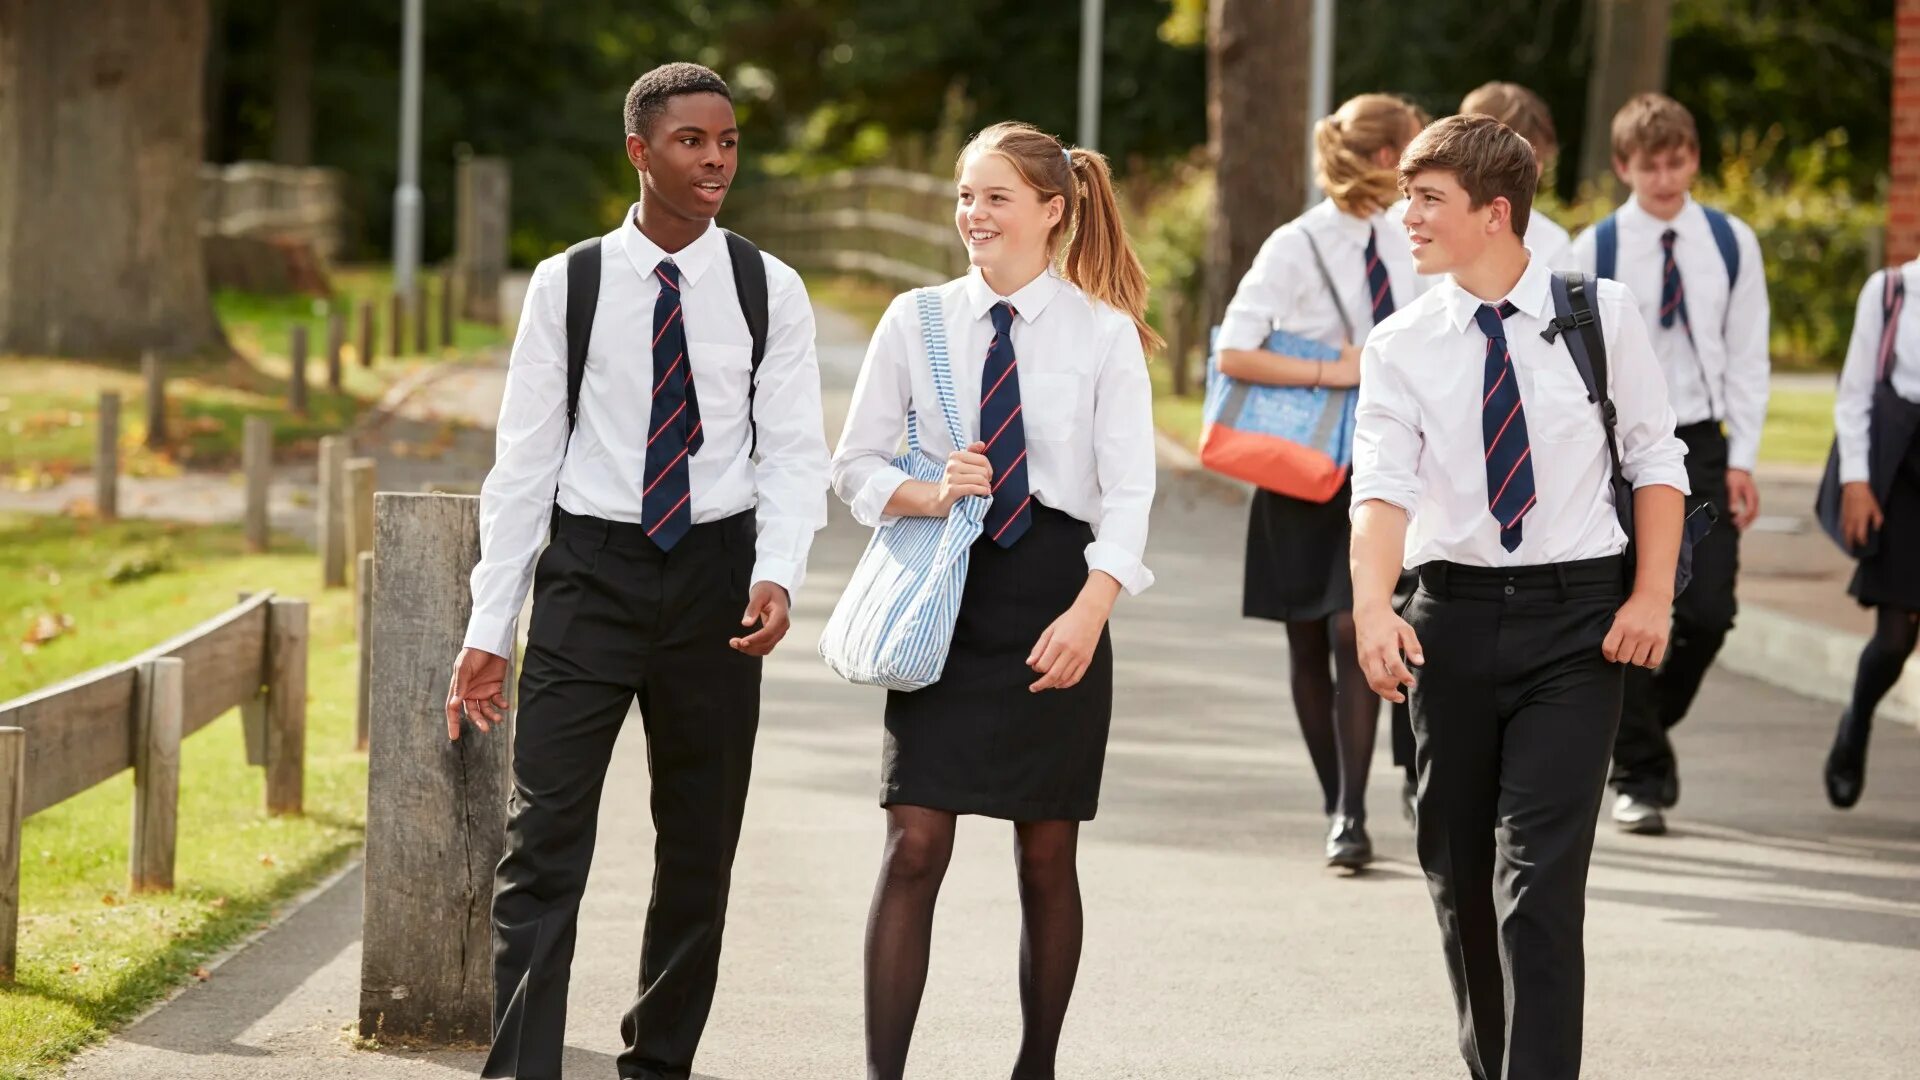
[831,294,916,527]
[748,265,831,595]
[1217,226,1305,352]
[1605,287,1691,493]
[1085,321,1156,594]
[1349,334,1423,517]
[465,256,570,658]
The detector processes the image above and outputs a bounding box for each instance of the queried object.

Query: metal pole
[1078,0,1105,151]
[392,0,424,293]
[1304,0,1336,210]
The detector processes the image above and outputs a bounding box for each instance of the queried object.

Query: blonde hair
[1460,81,1558,167]
[1611,92,1699,162]
[1314,94,1424,216]
[957,121,1163,353]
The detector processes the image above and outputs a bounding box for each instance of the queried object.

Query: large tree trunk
[1206,0,1313,328]
[1576,0,1674,190]
[0,0,223,358]
[271,0,314,166]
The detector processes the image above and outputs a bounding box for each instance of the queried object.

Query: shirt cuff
[850,465,912,528]
[1839,456,1869,485]
[1726,439,1760,475]
[750,555,803,598]
[463,613,517,659]
[1084,540,1155,596]
[1348,485,1417,522]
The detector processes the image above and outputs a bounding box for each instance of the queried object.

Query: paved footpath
[59,304,1920,1079]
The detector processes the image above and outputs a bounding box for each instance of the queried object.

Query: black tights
[1285,612,1380,820]
[1848,605,1920,735]
[864,806,1082,1080]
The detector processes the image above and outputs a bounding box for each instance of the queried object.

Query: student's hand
[445,647,510,740]
[730,582,791,656]
[1355,601,1422,704]
[1725,468,1760,531]
[1027,595,1110,692]
[1603,591,1672,669]
[937,442,993,512]
[1322,344,1364,389]
[1840,481,1883,551]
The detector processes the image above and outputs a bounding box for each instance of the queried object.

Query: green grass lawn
[1,267,507,483]
[0,513,365,1079]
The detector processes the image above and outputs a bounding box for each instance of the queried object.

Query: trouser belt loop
[1553,563,1570,602]
[1428,561,1451,601]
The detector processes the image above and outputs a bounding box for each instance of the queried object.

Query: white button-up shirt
[831,269,1157,594]
[1570,194,1771,471]
[1219,198,1424,352]
[1836,260,1920,483]
[463,211,830,657]
[1351,254,1691,568]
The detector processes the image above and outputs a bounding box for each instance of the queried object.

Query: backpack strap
[723,229,770,456]
[1548,272,1633,544]
[1701,206,1740,288]
[563,237,603,435]
[1593,214,1619,282]
[1877,267,1907,384]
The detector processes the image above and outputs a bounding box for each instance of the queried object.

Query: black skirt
[1851,424,1920,610]
[882,503,1114,821]
[1243,480,1354,622]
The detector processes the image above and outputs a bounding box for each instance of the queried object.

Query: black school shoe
[1325,816,1373,870]
[1824,709,1870,809]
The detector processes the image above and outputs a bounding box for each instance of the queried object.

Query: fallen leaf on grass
[100,892,120,906]
[259,853,277,867]
[23,611,75,647]
[193,966,211,981]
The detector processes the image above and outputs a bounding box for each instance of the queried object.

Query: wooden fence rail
[728,166,966,291]
[0,590,309,981]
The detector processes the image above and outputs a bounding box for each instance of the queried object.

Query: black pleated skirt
[1852,425,1920,610]
[882,503,1114,821]
[1243,480,1354,623]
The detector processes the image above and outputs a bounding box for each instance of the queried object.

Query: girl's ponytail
[1063,147,1163,354]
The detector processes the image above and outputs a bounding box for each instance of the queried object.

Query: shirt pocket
[1522,357,1602,444]
[1019,372,1083,442]
[690,341,754,433]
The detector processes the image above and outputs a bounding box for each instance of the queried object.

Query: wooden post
[325,311,345,392]
[129,656,183,893]
[438,271,456,348]
[264,598,308,816]
[360,493,507,1043]
[95,391,119,521]
[455,154,511,325]
[358,299,376,368]
[356,550,373,751]
[0,727,21,984]
[289,324,310,416]
[413,282,429,355]
[141,351,166,450]
[389,292,405,358]
[318,435,349,589]
[345,458,376,567]
[243,415,272,553]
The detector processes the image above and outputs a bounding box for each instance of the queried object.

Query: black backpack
[1542,271,1715,595]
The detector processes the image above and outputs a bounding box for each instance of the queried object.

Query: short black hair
[624,63,732,139]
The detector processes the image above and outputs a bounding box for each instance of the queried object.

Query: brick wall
[1893,0,1920,265]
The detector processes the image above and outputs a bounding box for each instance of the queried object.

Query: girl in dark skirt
[829,121,1159,1079]
[1214,94,1426,868]
[1825,260,1920,808]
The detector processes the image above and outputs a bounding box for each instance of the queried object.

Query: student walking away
[1215,93,1426,869]
[1821,259,1920,808]
[1352,115,1688,1080]
[443,62,830,1080]
[830,121,1158,1080]
[1571,92,1771,836]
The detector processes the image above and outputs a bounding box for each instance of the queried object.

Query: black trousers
[1611,421,1738,805]
[1405,557,1625,1080]
[481,509,761,1080]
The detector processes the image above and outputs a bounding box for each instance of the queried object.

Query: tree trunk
[0,0,224,358]
[1206,0,1313,329]
[271,0,314,166]
[1576,0,1674,191]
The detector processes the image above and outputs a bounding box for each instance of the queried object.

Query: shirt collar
[1307,197,1376,242]
[963,266,1065,324]
[1619,191,1697,232]
[616,204,724,286]
[1439,253,1553,334]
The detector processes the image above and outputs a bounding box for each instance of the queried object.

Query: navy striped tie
[1366,228,1395,325]
[642,259,702,550]
[1659,228,1693,345]
[1475,301,1534,552]
[980,301,1031,547]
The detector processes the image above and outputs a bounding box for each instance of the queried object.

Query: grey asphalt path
[62,301,1920,1079]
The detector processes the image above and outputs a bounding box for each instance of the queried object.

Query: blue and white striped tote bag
[819,288,988,691]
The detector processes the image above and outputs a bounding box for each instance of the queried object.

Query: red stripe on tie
[982,359,1018,408]
[991,449,1027,493]
[645,492,692,537]
[1504,493,1537,529]
[1367,251,1380,275]
[1491,446,1532,505]
[642,446,691,497]
[648,401,688,446]
[985,404,1023,450]
[1484,400,1523,461]
[653,353,684,394]
[1373,280,1390,308]
[1483,364,1509,408]
[991,495,1032,542]
[651,305,681,350]
[655,268,679,291]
